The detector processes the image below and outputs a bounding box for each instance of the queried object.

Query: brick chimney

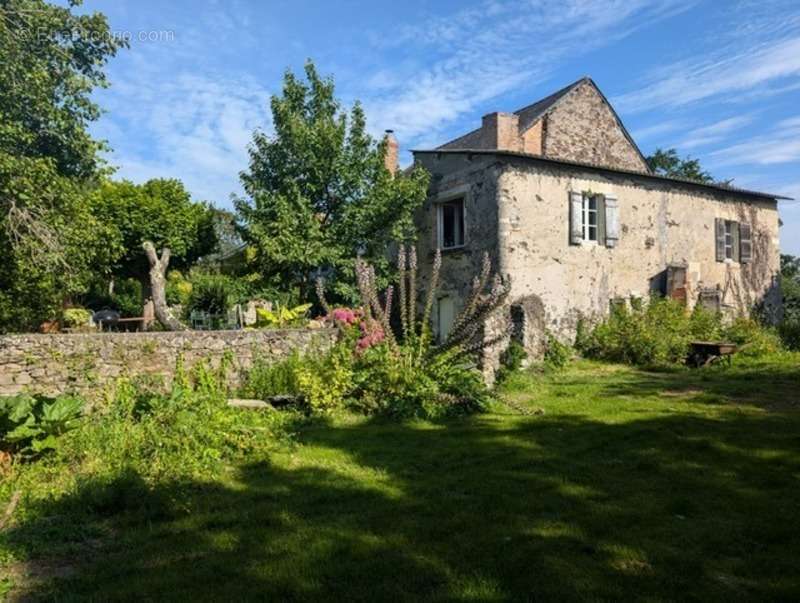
[481,112,520,151]
[384,129,398,176]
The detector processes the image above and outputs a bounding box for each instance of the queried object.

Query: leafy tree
[646,148,715,183]
[0,0,125,331]
[236,61,429,302]
[91,178,217,281]
[781,254,800,315]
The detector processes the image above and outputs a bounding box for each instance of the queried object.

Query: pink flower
[356,319,384,353]
[331,307,357,325]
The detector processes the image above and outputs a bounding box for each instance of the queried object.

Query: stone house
[402,77,786,366]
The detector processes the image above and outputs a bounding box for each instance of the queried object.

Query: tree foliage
[91,179,217,281]
[0,0,125,331]
[236,61,429,302]
[646,148,714,183]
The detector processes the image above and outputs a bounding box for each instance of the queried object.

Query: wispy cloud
[708,116,800,167]
[631,119,687,141]
[614,26,800,113]
[677,115,753,149]
[96,58,271,204]
[359,0,695,145]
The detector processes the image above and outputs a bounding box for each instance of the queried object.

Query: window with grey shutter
[596,194,606,244]
[569,192,583,245]
[732,221,740,263]
[604,195,619,247]
[739,223,752,263]
[715,218,726,262]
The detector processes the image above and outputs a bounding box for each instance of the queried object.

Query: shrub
[295,338,355,411]
[543,332,571,371]
[165,270,193,306]
[495,340,528,383]
[112,278,144,317]
[241,353,304,399]
[185,273,237,316]
[313,246,506,418]
[722,317,782,357]
[779,318,800,351]
[256,303,312,328]
[62,308,92,328]
[579,296,779,367]
[1,394,84,455]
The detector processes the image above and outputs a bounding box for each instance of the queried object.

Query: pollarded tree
[236,60,430,303]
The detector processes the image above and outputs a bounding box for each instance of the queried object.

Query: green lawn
[4,356,800,601]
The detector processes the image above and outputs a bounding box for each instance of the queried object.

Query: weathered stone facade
[540,79,649,173]
[413,150,782,374]
[413,77,784,378]
[0,329,336,398]
[438,77,649,174]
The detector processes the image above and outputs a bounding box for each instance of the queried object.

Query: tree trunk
[143,241,187,331]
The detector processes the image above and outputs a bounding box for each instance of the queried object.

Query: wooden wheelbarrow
[688,341,737,368]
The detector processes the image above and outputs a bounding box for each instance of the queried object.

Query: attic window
[437,198,465,250]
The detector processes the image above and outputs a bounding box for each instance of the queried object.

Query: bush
[311,246,504,418]
[779,318,800,351]
[62,308,92,328]
[165,270,193,306]
[723,317,782,357]
[578,297,779,367]
[495,340,528,383]
[543,332,571,371]
[1,394,84,455]
[185,273,239,316]
[241,353,303,399]
[112,278,143,318]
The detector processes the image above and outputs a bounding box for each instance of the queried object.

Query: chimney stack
[481,112,520,151]
[384,129,398,176]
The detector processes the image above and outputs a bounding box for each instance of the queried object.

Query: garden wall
[0,329,337,398]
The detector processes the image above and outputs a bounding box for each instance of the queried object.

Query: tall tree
[0,0,125,331]
[236,61,429,302]
[646,148,714,183]
[91,179,217,283]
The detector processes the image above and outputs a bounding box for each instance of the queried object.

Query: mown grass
[2,354,800,601]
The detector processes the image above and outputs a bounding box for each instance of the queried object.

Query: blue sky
[73,0,800,254]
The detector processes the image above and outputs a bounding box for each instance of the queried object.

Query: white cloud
[359,0,695,145]
[96,54,271,205]
[614,34,800,113]
[677,115,753,150]
[709,116,800,167]
[631,119,687,142]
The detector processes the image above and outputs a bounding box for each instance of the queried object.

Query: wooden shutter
[714,218,726,262]
[569,192,583,245]
[739,223,752,263]
[604,195,619,248]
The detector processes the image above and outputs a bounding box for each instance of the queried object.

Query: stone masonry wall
[542,80,649,173]
[0,329,337,398]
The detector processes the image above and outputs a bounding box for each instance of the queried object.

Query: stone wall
[413,151,781,377]
[0,328,337,398]
[542,79,649,173]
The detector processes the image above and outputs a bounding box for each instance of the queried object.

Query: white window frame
[581,194,599,244]
[724,220,734,260]
[436,197,466,251]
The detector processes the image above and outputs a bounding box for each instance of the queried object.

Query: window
[437,198,465,250]
[715,218,750,263]
[582,194,599,242]
[724,220,734,260]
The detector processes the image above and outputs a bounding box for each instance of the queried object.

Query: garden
[3,2,800,600]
